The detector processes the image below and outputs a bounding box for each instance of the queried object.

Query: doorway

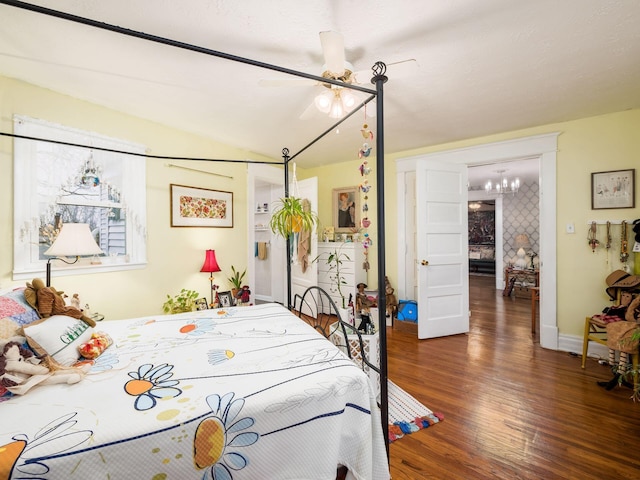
[395,133,559,350]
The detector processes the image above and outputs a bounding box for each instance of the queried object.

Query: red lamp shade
[200,249,221,273]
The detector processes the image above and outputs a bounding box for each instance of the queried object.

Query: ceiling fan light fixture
[341,90,356,109]
[314,91,332,113]
[328,93,344,118]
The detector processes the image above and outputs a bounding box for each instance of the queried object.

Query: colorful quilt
[1,303,389,479]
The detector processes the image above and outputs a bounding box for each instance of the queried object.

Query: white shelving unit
[316,242,366,310]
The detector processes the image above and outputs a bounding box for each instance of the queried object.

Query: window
[13,115,147,280]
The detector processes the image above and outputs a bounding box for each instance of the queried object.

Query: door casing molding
[396,133,559,349]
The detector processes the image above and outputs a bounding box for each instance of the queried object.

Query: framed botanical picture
[195,298,209,310]
[170,184,233,227]
[218,291,234,308]
[332,186,360,233]
[591,169,635,209]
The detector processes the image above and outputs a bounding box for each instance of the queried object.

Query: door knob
[421,260,429,266]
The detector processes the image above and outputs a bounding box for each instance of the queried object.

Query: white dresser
[316,242,366,310]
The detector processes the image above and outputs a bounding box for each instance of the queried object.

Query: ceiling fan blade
[299,99,321,120]
[352,59,418,84]
[258,77,317,87]
[319,30,345,77]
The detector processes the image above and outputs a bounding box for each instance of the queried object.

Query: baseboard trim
[558,332,608,360]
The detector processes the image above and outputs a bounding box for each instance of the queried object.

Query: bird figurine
[359,160,371,177]
[361,123,374,140]
[358,144,372,159]
[359,180,371,193]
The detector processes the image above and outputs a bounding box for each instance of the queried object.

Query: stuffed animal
[385,277,398,318]
[0,341,86,395]
[78,332,113,360]
[356,282,375,314]
[625,294,640,322]
[236,285,251,305]
[25,278,96,327]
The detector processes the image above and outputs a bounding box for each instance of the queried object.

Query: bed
[1,299,389,479]
[1,2,392,478]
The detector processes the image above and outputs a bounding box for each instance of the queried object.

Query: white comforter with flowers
[0,303,389,480]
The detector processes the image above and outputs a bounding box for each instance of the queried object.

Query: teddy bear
[24,278,96,327]
[0,340,86,395]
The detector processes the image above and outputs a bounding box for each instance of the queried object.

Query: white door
[289,177,318,305]
[416,161,469,339]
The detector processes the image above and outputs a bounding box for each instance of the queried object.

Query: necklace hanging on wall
[620,220,629,265]
[588,221,599,253]
[605,221,612,250]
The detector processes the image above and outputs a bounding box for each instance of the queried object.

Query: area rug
[387,379,444,442]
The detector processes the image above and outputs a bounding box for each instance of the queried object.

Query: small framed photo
[218,291,234,308]
[332,186,360,233]
[591,169,635,209]
[170,184,233,227]
[195,298,209,310]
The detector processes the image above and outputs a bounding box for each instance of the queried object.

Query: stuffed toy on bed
[24,278,96,327]
[0,340,86,395]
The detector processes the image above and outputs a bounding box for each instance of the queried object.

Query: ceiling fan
[261,31,417,119]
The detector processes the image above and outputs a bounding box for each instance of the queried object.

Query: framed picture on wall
[332,186,360,233]
[591,169,635,209]
[170,184,233,227]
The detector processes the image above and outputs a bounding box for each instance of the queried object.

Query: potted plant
[269,196,317,238]
[163,288,200,314]
[227,266,247,298]
[314,248,350,309]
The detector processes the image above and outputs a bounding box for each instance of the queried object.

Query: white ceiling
[1,0,639,182]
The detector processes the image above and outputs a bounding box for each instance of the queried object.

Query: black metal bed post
[282,148,292,309]
[372,62,389,456]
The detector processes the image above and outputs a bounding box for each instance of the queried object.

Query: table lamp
[514,233,530,269]
[200,249,221,307]
[44,223,104,286]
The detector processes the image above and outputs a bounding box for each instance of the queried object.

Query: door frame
[247,163,286,304]
[396,133,559,350]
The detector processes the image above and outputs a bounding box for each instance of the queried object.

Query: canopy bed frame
[1,0,391,460]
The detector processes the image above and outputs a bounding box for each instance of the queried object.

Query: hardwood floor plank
[388,275,640,479]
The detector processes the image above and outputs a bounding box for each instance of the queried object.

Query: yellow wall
[302,160,379,286]
[2,75,639,340]
[388,109,640,338]
[0,76,275,320]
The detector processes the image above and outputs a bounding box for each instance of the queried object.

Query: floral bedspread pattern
[1,303,389,479]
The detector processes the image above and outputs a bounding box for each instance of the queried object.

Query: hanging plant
[268,197,318,238]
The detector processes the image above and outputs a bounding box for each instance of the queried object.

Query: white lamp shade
[44,223,103,257]
[515,234,530,249]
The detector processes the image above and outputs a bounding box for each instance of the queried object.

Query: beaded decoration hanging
[358,113,374,271]
[588,221,599,252]
[620,220,629,264]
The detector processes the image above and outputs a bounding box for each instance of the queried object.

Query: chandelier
[485,169,520,195]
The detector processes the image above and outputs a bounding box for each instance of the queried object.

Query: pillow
[0,287,41,325]
[480,247,495,260]
[23,315,94,367]
[0,287,41,341]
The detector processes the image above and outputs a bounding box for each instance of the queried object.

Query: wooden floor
[387,275,640,480]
